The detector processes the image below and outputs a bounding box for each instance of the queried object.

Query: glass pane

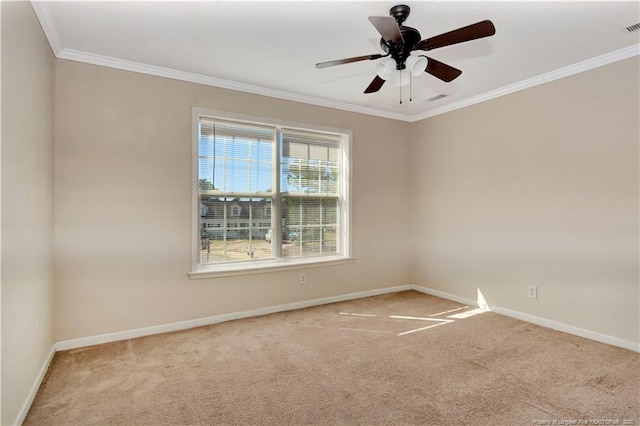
[199,196,273,264]
[309,145,326,161]
[198,120,347,266]
[281,142,340,196]
[228,159,251,193]
[282,197,339,258]
[229,139,251,159]
[198,120,274,194]
[254,164,273,193]
[198,157,215,190]
[199,135,215,156]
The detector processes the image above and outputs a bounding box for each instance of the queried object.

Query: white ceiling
[33,1,640,121]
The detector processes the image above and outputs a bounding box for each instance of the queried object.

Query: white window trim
[190,107,354,279]
[188,256,356,279]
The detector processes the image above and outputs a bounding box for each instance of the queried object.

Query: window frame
[189,108,354,279]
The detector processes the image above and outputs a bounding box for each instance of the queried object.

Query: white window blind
[198,119,275,263]
[198,119,274,195]
[194,113,350,273]
[281,129,342,258]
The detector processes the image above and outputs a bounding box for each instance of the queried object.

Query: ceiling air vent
[426,94,448,102]
[626,23,640,32]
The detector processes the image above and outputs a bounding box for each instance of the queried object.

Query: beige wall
[409,57,639,344]
[53,60,412,341]
[52,56,640,346]
[3,11,638,419]
[1,2,55,424]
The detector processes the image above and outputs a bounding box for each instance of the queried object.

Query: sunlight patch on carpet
[447,308,487,319]
[429,306,470,317]
[337,312,454,336]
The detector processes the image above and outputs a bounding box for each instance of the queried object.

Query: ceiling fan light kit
[316,4,496,101]
[377,55,427,86]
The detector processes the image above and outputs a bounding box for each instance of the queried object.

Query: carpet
[25,290,639,425]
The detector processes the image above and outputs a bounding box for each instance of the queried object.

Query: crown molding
[45,25,638,125]
[408,43,640,122]
[57,48,410,122]
[29,0,640,123]
[30,1,62,55]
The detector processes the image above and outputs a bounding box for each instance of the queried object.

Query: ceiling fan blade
[316,53,384,69]
[368,16,403,44]
[422,56,462,82]
[417,20,495,51]
[364,75,386,93]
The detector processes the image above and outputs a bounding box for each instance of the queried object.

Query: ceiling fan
[316,4,495,95]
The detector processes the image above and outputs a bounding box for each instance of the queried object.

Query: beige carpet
[25,291,639,425]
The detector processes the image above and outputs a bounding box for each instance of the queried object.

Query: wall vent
[426,94,448,102]
[626,23,640,32]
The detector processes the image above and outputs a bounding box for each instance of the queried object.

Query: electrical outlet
[527,285,537,299]
[299,273,307,285]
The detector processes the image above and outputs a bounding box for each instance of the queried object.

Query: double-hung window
[191,109,352,277]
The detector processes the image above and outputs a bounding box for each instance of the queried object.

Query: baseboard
[411,285,479,308]
[14,344,56,426]
[53,282,640,353]
[56,284,413,351]
[412,285,640,353]
[17,283,639,425]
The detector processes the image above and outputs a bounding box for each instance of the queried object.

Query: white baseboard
[412,285,640,353]
[19,283,639,425]
[56,284,413,351]
[412,286,479,308]
[56,283,639,353]
[14,344,56,426]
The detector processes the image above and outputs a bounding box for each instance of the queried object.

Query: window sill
[188,256,356,280]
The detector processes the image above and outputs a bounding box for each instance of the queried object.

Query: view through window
[196,114,349,270]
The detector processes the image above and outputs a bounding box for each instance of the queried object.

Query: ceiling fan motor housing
[376,5,422,70]
[380,25,422,70]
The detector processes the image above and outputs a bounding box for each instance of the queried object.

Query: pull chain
[409,72,413,102]
[398,71,414,104]
[399,71,402,104]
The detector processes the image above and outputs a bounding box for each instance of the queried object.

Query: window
[191,109,352,277]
